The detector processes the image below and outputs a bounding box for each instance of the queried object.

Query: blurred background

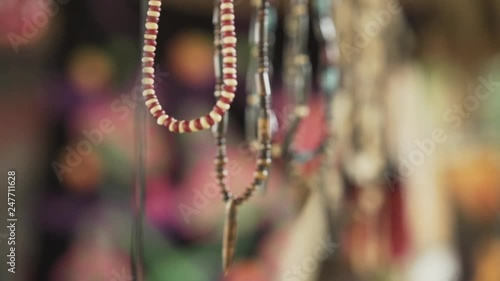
[0,0,499,281]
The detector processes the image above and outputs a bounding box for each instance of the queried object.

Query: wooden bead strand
[213,0,272,207]
[213,0,231,202]
[215,0,272,207]
[142,0,238,133]
[213,0,273,274]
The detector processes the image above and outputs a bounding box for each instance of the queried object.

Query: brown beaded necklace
[142,0,238,133]
[142,0,272,275]
[213,0,273,275]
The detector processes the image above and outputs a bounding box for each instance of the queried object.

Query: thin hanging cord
[131,1,148,280]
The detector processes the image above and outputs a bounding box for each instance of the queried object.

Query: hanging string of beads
[213,0,273,274]
[141,0,238,133]
[313,0,342,246]
[279,0,314,164]
[214,0,272,206]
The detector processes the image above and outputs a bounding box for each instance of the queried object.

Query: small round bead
[200,117,210,129]
[157,114,168,125]
[194,118,203,130]
[188,120,198,132]
[144,39,157,46]
[142,78,154,85]
[145,22,158,30]
[149,105,162,114]
[183,121,192,133]
[145,29,158,35]
[205,115,216,126]
[149,5,161,12]
[147,16,159,23]
[147,11,160,17]
[148,1,161,7]
[214,104,226,115]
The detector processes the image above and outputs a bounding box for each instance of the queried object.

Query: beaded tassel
[141,0,238,133]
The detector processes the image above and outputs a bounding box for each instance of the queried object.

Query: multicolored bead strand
[141,0,238,133]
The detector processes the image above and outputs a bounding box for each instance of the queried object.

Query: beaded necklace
[142,0,238,133]
[142,0,272,274]
[244,0,340,180]
[213,0,273,274]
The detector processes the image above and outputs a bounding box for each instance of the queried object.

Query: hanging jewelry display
[312,0,342,234]
[245,0,340,179]
[280,0,315,166]
[245,0,278,149]
[335,0,392,188]
[332,0,405,276]
[213,0,273,274]
[142,0,238,133]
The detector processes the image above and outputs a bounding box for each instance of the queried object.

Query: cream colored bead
[169,121,176,132]
[145,22,158,30]
[144,34,157,40]
[221,25,235,32]
[148,1,161,7]
[254,170,268,180]
[293,4,307,15]
[223,57,237,63]
[294,105,310,117]
[147,11,160,17]
[143,67,154,74]
[221,14,235,21]
[143,89,155,96]
[145,98,158,106]
[200,117,211,129]
[221,91,235,99]
[222,36,237,44]
[222,47,236,55]
[178,121,185,133]
[142,78,154,85]
[272,145,282,158]
[246,94,259,105]
[257,158,272,166]
[216,100,230,110]
[157,114,168,125]
[142,57,154,62]
[224,78,238,86]
[209,111,222,123]
[188,120,197,132]
[220,3,234,9]
[150,105,162,114]
[143,45,156,52]
[223,67,236,74]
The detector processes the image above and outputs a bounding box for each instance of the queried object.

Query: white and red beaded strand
[141,0,238,133]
